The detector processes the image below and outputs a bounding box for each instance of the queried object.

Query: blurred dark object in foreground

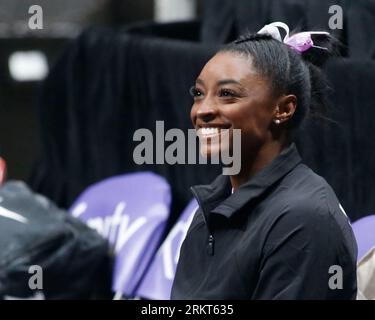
[0,181,112,299]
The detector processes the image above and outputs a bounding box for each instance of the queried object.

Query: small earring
[274,119,281,124]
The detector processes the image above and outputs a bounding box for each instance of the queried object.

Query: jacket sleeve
[251,202,357,300]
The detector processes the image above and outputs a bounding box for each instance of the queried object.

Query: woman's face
[191,51,279,160]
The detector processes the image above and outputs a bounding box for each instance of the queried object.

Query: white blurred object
[154,0,196,22]
[357,246,375,300]
[8,50,48,81]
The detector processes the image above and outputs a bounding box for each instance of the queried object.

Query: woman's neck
[230,140,288,191]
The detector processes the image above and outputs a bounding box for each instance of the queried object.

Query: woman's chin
[199,143,228,162]
[200,145,214,157]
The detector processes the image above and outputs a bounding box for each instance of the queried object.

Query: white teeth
[200,127,219,135]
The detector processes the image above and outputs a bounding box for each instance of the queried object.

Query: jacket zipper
[190,187,215,256]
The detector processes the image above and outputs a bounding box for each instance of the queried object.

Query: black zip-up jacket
[171,144,357,299]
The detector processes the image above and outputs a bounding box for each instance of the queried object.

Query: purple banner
[352,215,375,261]
[136,199,198,300]
[69,172,171,297]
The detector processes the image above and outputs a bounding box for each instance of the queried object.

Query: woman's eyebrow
[217,79,242,86]
[195,78,204,85]
[195,78,243,86]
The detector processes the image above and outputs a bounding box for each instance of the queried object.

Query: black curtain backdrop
[29,27,375,225]
[296,59,375,222]
[201,0,375,59]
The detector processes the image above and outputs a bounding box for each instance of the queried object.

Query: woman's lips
[196,127,231,139]
[197,127,220,138]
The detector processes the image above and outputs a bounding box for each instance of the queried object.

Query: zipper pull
[207,234,215,256]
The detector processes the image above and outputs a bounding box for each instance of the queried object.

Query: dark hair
[220,31,339,130]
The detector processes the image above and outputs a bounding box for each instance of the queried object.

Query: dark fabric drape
[347,0,375,59]
[201,0,375,59]
[296,59,375,221]
[30,27,375,223]
[122,20,202,42]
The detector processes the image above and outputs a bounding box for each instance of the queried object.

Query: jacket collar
[190,143,302,219]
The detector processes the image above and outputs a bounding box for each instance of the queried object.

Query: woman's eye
[189,86,203,98]
[219,89,237,98]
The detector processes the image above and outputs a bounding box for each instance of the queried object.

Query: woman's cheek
[190,103,197,125]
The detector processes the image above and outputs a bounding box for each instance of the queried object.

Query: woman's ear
[273,94,297,124]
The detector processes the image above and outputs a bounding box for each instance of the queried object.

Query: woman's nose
[196,101,218,123]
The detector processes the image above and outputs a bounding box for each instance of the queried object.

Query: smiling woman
[171,22,358,300]
[190,51,287,185]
